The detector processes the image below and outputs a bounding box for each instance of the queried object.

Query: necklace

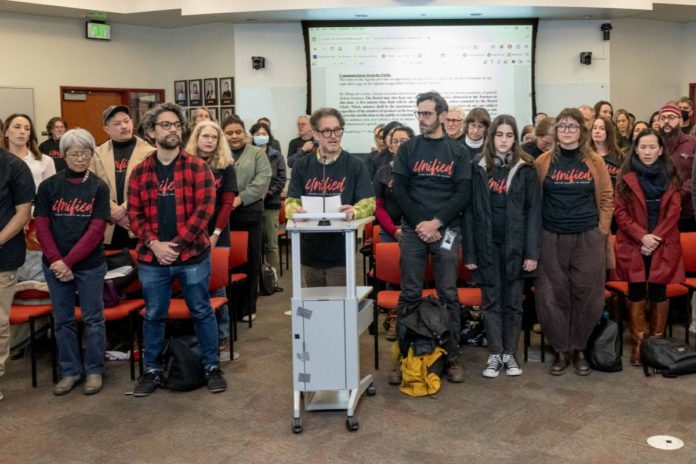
[82,170,90,183]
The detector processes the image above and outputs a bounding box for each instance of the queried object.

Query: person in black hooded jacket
[463,114,542,379]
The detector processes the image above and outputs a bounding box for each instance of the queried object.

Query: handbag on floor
[161,337,206,391]
[259,262,282,295]
[641,337,696,378]
[586,312,622,372]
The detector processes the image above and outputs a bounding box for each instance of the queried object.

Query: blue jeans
[379,229,398,243]
[139,257,219,371]
[44,262,107,377]
[212,287,230,341]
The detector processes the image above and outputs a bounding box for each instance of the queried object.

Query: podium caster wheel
[366,383,376,396]
[292,418,303,434]
[346,417,359,432]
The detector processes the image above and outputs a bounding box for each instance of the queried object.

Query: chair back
[210,247,230,290]
[680,232,696,273]
[374,242,401,286]
[372,224,381,247]
[363,220,373,246]
[229,231,249,269]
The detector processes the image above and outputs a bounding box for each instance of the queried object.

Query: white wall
[535,20,610,117]
[0,12,235,135]
[233,23,307,155]
[610,18,684,121]
[681,22,696,101]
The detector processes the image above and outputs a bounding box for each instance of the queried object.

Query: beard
[420,119,441,136]
[660,125,678,139]
[158,134,181,150]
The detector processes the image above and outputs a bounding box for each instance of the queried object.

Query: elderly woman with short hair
[35,128,111,396]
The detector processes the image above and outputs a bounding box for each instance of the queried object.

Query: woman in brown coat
[614,128,684,365]
[535,108,614,377]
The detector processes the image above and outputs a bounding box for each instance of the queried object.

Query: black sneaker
[133,370,161,397]
[206,366,227,393]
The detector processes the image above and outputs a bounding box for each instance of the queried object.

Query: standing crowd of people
[0,91,694,401]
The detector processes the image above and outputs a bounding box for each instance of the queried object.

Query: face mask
[681,110,690,121]
[253,135,269,146]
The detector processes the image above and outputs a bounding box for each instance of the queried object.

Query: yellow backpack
[399,345,447,397]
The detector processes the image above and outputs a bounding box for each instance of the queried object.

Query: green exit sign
[86,21,111,41]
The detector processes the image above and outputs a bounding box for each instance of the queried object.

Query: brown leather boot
[649,300,670,337]
[626,300,647,366]
[385,309,397,342]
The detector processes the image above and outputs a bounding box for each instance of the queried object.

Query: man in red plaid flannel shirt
[127,102,226,396]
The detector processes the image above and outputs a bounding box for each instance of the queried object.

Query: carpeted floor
[1,260,695,464]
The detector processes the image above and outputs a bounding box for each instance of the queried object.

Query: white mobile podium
[288,215,377,433]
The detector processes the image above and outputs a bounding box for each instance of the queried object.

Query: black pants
[628,255,667,302]
[229,208,264,317]
[481,242,524,355]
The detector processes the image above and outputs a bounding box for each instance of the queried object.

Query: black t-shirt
[38,139,67,172]
[113,138,137,205]
[392,135,471,227]
[488,165,509,244]
[0,149,35,271]
[35,170,110,271]
[601,153,622,187]
[522,140,544,159]
[209,164,239,247]
[288,151,374,268]
[542,148,598,234]
[156,157,177,243]
[374,163,402,227]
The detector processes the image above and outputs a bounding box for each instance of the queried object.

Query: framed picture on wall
[188,79,202,106]
[220,106,235,122]
[208,107,218,121]
[220,77,234,106]
[204,78,218,106]
[174,80,187,106]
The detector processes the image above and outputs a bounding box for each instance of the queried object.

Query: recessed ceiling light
[470,13,482,17]
[355,14,368,18]
[583,15,595,19]
[246,18,258,23]
[420,13,427,17]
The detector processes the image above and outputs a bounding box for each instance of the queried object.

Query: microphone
[318,153,331,226]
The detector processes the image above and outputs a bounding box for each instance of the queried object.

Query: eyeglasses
[445,118,463,124]
[65,150,92,160]
[391,138,410,146]
[414,111,435,119]
[200,134,218,140]
[155,121,182,130]
[318,128,344,138]
[658,115,679,122]
[557,124,580,133]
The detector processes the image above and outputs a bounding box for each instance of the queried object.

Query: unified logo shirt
[34,170,110,270]
[543,148,598,234]
[488,165,508,243]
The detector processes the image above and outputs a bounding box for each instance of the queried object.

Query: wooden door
[61,88,125,145]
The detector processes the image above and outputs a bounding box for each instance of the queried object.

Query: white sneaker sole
[482,369,501,378]
[506,369,523,376]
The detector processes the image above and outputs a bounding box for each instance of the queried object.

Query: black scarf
[631,156,668,200]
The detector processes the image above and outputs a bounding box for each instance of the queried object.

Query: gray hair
[59,128,96,154]
[448,105,465,118]
[142,102,186,133]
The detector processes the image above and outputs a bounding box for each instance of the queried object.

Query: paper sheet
[301,195,342,213]
[105,266,134,280]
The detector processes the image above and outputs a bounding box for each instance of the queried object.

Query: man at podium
[285,108,375,286]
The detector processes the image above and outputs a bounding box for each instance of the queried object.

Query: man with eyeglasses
[128,102,225,396]
[658,104,696,230]
[392,91,472,384]
[285,107,375,286]
[92,105,153,249]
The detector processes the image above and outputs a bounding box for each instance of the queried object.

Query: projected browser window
[307,24,534,153]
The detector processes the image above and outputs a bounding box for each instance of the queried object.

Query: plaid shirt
[128,149,215,263]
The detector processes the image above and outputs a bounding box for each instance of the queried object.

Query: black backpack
[641,337,696,378]
[161,337,206,391]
